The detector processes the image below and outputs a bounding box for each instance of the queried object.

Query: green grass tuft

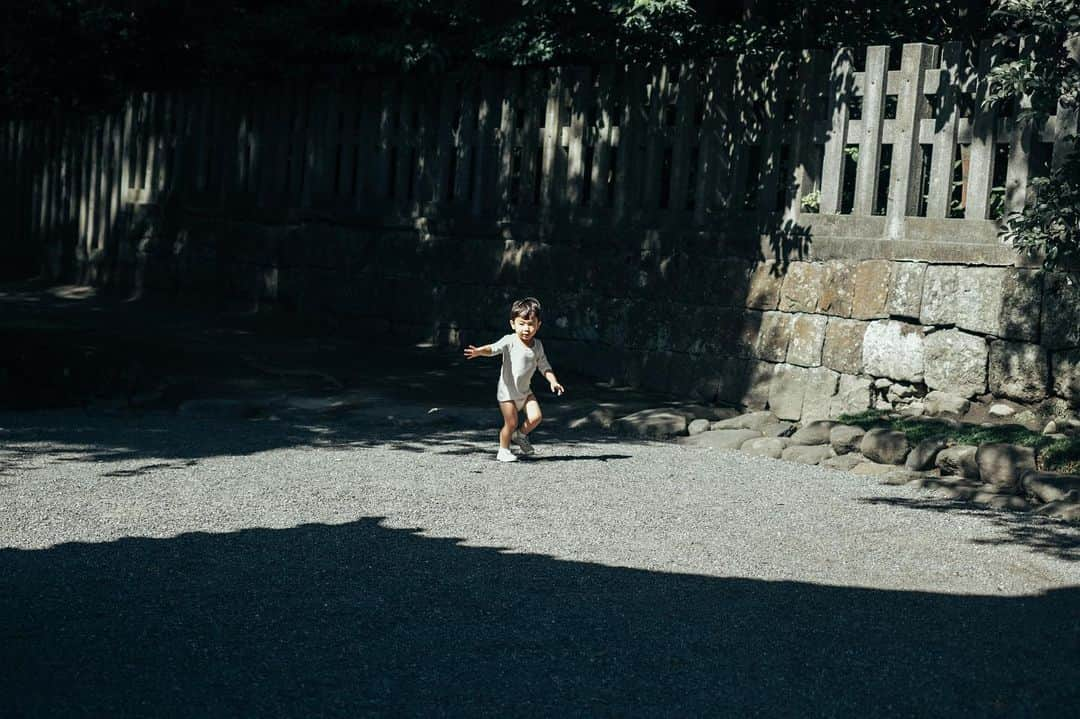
[836,411,1080,474]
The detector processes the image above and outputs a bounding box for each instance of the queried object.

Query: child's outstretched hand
[550,380,565,396]
[463,344,484,359]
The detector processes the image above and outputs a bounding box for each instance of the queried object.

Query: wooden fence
[2,41,1076,278]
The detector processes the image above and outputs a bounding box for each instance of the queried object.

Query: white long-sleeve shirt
[488,334,552,402]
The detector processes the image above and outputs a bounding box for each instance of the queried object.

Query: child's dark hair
[510,297,542,321]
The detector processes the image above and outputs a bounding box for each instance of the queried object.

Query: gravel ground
[2,406,1078,717]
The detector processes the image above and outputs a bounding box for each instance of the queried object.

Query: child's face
[510,314,541,342]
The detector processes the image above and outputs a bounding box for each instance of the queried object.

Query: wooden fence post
[886,43,937,239]
[925,42,964,218]
[853,45,888,216]
[819,48,854,214]
[965,39,1001,219]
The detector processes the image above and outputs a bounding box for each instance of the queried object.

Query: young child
[463,297,565,462]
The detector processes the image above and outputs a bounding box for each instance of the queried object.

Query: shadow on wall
[29,51,863,407]
[2,517,1078,717]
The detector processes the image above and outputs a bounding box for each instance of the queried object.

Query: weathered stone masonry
[119,206,1080,424]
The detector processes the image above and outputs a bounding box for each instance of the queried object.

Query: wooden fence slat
[430,76,459,205]
[755,52,793,215]
[146,93,160,196]
[886,43,937,239]
[697,58,735,220]
[494,68,518,214]
[564,66,592,209]
[787,50,829,221]
[637,64,668,217]
[539,67,567,210]
[1004,36,1037,215]
[591,64,618,211]
[393,74,416,208]
[453,77,477,207]
[515,68,544,211]
[727,54,760,214]
[965,40,1000,219]
[853,45,889,216]
[108,108,124,255]
[471,70,502,216]
[613,64,646,220]
[925,42,964,218]
[669,60,700,216]
[121,96,135,196]
[1051,102,1077,171]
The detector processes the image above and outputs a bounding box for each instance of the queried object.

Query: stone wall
[118,205,1080,424]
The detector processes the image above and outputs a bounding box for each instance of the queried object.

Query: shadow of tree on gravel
[1,517,1077,717]
[0,412,642,476]
[860,496,1080,562]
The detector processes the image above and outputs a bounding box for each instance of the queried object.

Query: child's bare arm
[543,369,565,395]
[463,344,493,359]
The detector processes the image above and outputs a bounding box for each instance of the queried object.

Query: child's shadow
[523,453,632,463]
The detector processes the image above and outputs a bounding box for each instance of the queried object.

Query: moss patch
[836,410,1080,474]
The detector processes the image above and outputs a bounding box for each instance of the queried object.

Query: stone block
[733,310,764,359]
[989,341,1049,403]
[817,260,854,317]
[778,262,825,313]
[679,428,762,449]
[742,361,775,410]
[754,311,793,362]
[905,437,949,471]
[851,260,892,320]
[786,313,828,367]
[768,363,807,420]
[923,329,988,398]
[920,265,1038,339]
[920,265,991,333]
[998,269,1043,342]
[709,258,748,306]
[822,318,867,374]
[1034,500,1080,521]
[741,436,788,458]
[711,411,779,431]
[745,261,783,310]
[862,320,925,383]
[762,421,796,437]
[886,262,926,319]
[1021,471,1080,504]
[936,445,980,478]
[1051,349,1080,406]
[860,428,911,465]
[800,366,841,423]
[639,351,672,393]
[822,453,867,471]
[976,443,1036,491]
[613,408,688,439]
[828,374,873,417]
[830,424,866,455]
[1042,272,1080,349]
[923,390,971,417]
[789,420,838,446]
[782,445,835,464]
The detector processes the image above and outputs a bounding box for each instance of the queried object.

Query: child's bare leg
[498,401,519,448]
[521,395,542,435]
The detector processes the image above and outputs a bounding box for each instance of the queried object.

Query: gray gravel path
[2,407,1079,717]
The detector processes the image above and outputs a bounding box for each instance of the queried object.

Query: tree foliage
[986,0,1080,269]
[1,1,995,115]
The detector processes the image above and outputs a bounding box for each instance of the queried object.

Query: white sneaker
[496,447,518,462]
[510,430,535,455]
